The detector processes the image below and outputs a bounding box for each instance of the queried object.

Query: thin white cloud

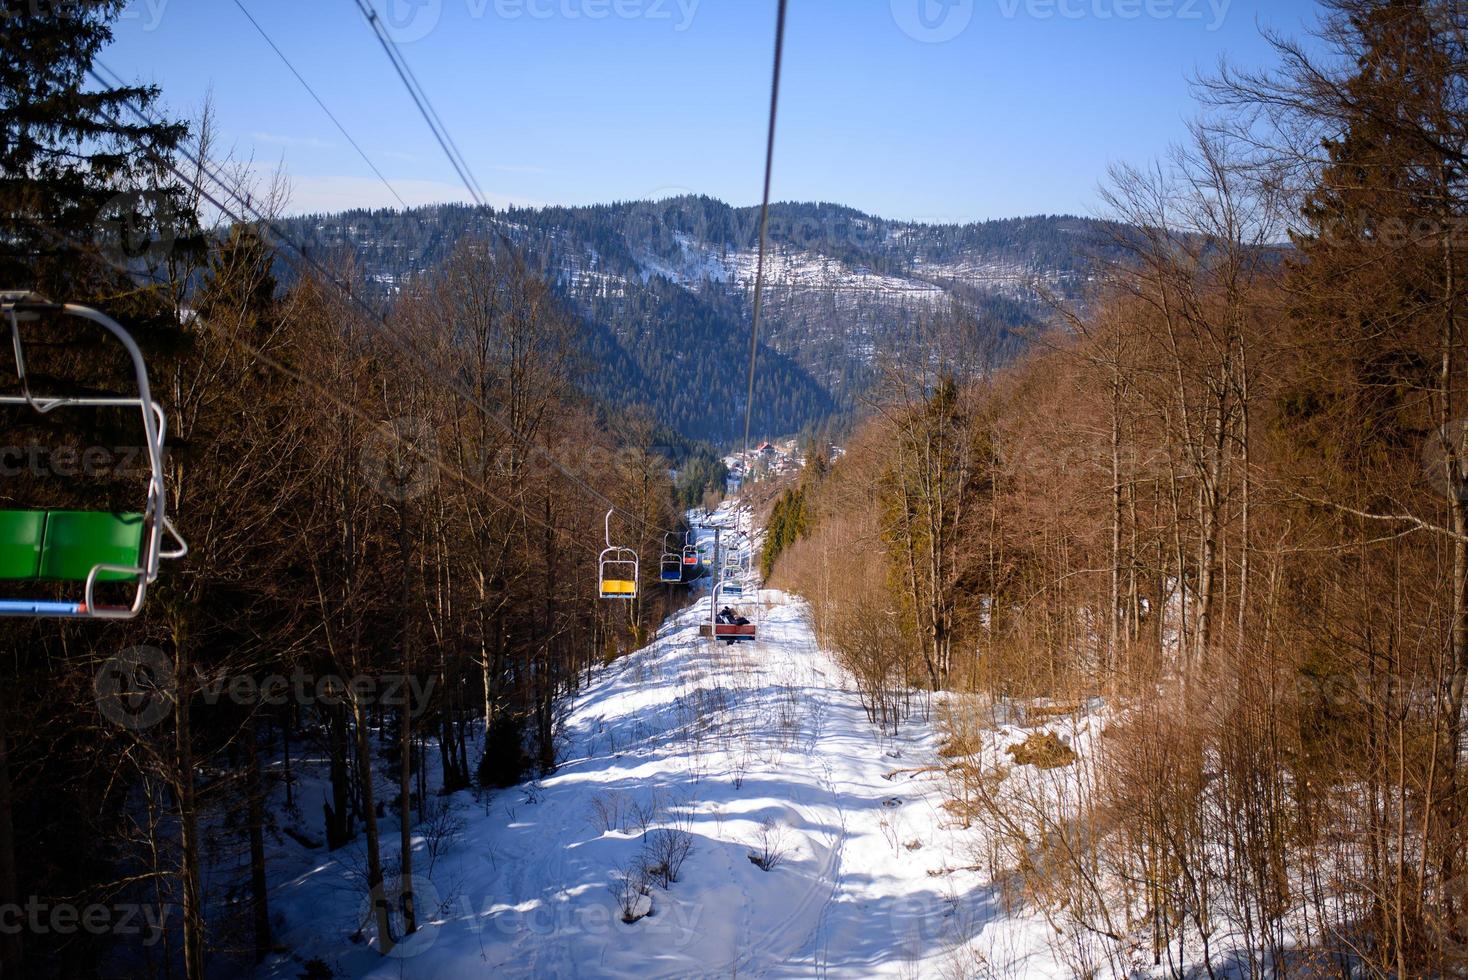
[250,131,336,150]
[487,163,549,175]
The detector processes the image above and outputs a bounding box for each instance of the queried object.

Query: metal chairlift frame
[721,550,745,597]
[659,531,683,583]
[701,579,756,643]
[598,508,639,600]
[0,293,187,619]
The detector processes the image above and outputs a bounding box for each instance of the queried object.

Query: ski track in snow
[257,510,1055,979]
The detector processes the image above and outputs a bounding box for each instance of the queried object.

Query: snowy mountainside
[280,201,1122,441]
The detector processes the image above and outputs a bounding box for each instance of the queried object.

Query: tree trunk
[351,694,393,954]
[1110,353,1124,670]
[245,718,271,961]
[397,501,417,937]
[0,733,21,975]
[173,634,207,980]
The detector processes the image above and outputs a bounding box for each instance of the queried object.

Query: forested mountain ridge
[279,200,1123,442]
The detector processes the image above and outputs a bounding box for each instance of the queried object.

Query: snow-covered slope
[247,505,1082,978]
[254,586,1087,978]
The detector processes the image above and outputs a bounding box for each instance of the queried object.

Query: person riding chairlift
[717,606,750,627]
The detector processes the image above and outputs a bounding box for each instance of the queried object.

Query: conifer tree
[0,0,194,301]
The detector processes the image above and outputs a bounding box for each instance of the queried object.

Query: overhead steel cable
[350,0,489,206]
[230,0,410,210]
[742,0,790,460]
[88,60,685,543]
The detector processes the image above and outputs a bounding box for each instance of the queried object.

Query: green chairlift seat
[0,511,45,580]
[1,293,187,619]
[0,511,143,583]
[41,512,144,582]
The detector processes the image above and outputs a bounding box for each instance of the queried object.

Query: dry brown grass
[1028,703,1083,720]
[1005,731,1077,770]
[938,733,979,759]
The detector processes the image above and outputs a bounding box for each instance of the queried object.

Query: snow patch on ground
[255,517,1074,977]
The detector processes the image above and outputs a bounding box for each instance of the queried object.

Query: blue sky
[102,0,1324,221]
